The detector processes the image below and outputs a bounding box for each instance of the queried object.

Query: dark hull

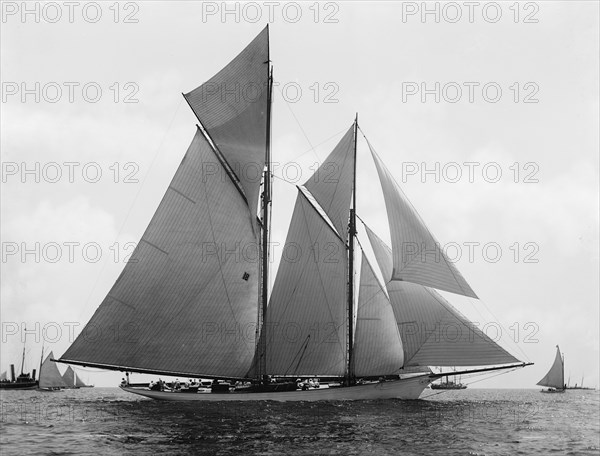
[0,381,39,390]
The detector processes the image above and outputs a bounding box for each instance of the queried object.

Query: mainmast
[347,114,358,384]
[260,25,273,382]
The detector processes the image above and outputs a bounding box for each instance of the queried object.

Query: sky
[1,1,598,389]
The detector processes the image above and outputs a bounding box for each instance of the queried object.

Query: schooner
[57,26,531,401]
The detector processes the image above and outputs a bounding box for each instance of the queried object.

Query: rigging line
[77,98,185,320]
[274,81,315,155]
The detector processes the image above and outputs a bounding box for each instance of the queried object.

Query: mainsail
[60,129,259,379]
[39,351,68,389]
[184,26,269,215]
[263,190,348,376]
[537,346,564,389]
[365,225,518,367]
[369,143,477,298]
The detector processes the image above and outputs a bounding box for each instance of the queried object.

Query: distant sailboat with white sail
[39,351,68,391]
[56,26,531,401]
[538,345,565,393]
[62,366,94,389]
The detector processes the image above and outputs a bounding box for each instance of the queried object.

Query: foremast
[346,114,358,385]
[259,31,273,382]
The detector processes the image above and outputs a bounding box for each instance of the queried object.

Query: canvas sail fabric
[184,26,269,216]
[353,253,404,377]
[304,125,355,241]
[365,225,519,367]
[368,144,477,299]
[264,190,347,377]
[61,129,259,379]
[62,366,76,387]
[537,346,564,389]
[39,351,68,388]
[62,365,87,388]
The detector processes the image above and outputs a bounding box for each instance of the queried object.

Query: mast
[260,25,273,381]
[347,114,358,384]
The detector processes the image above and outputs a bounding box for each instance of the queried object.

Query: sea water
[1,388,598,455]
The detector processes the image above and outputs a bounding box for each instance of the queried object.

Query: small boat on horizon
[538,345,566,393]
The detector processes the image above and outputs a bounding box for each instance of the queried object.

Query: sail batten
[61,129,259,378]
[368,143,477,298]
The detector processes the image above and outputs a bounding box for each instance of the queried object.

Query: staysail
[263,189,348,376]
[353,252,404,376]
[368,143,477,298]
[365,225,519,367]
[304,125,355,241]
[537,346,564,389]
[39,351,68,389]
[184,26,269,216]
[60,129,259,379]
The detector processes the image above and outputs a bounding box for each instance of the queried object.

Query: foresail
[61,129,259,379]
[365,225,518,367]
[184,26,269,216]
[369,144,477,298]
[40,351,68,388]
[353,253,404,377]
[264,190,347,376]
[304,125,355,241]
[61,366,76,387]
[537,346,564,388]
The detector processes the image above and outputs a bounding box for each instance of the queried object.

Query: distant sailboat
[39,351,68,391]
[538,345,565,393]
[61,366,94,389]
[57,26,532,401]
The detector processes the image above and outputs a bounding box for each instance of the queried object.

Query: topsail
[184,26,269,216]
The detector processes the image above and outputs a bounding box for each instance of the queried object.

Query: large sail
[537,346,564,389]
[184,26,269,215]
[39,351,68,389]
[365,225,518,367]
[353,253,404,377]
[60,129,259,379]
[304,125,355,240]
[264,190,347,376]
[369,144,477,298]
